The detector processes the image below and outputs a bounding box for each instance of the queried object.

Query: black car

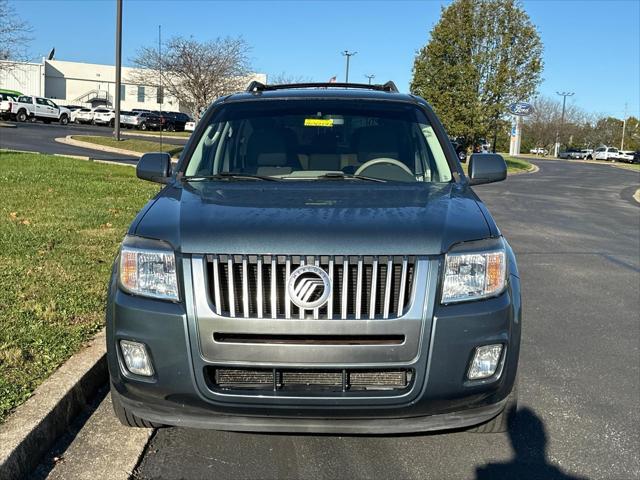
[107,81,521,435]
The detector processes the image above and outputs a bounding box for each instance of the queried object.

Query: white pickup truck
[0,92,17,120]
[9,95,71,125]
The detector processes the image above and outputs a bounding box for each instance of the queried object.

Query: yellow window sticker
[304,118,334,127]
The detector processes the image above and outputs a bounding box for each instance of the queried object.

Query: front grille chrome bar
[205,255,416,320]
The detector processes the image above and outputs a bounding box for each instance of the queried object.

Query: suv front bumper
[107,259,521,433]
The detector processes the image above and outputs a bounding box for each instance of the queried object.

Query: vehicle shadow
[475,407,588,480]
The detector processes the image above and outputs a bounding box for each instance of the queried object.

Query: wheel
[586,155,592,160]
[469,382,518,434]
[109,119,115,127]
[16,110,28,122]
[91,119,96,125]
[59,114,69,125]
[140,122,148,131]
[111,389,162,428]
[167,123,176,132]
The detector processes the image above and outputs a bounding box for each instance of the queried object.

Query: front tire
[59,115,69,125]
[469,382,518,434]
[111,389,162,428]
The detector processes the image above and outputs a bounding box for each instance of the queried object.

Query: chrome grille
[205,255,416,319]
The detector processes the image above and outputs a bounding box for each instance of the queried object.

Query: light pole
[364,74,375,85]
[554,91,574,157]
[341,50,357,83]
[114,0,122,141]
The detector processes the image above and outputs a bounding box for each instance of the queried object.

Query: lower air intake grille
[207,367,413,393]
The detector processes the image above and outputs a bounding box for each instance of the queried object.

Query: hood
[133,182,491,256]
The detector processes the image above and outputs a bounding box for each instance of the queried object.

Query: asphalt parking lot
[34,160,639,480]
[0,121,187,163]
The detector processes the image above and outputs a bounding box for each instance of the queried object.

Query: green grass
[71,135,184,158]
[126,130,191,138]
[0,152,158,422]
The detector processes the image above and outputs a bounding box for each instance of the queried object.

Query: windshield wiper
[181,173,280,182]
[314,172,387,183]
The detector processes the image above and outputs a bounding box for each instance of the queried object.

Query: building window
[120,84,126,101]
[156,86,164,105]
[137,86,145,102]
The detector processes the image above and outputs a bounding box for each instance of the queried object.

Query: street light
[114,0,122,141]
[554,91,574,157]
[364,74,375,85]
[341,50,357,83]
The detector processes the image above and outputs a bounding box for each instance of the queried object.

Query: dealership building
[0,58,266,113]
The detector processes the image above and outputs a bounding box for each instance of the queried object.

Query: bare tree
[128,36,251,116]
[268,72,313,84]
[0,0,33,70]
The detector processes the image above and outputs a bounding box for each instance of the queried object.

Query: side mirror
[468,153,507,185]
[136,152,172,184]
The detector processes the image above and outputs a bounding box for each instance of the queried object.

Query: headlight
[442,248,506,303]
[119,236,179,301]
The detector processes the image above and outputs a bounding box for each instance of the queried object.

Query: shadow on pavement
[476,407,588,480]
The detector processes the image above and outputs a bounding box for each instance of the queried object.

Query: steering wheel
[354,158,415,181]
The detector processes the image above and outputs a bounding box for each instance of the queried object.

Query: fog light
[468,344,503,380]
[120,340,154,376]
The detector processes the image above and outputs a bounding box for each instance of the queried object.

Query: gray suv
[107,81,521,434]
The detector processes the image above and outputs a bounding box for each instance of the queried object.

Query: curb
[0,122,16,128]
[0,331,107,480]
[1,148,136,168]
[509,163,539,176]
[122,131,189,140]
[634,188,640,204]
[56,136,144,158]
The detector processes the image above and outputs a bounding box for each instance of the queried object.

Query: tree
[0,0,32,70]
[269,72,313,84]
[128,36,252,117]
[411,0,543,150]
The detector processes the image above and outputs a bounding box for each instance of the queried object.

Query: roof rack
[246,81,399,94]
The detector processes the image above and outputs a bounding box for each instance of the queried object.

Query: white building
[0,58,266,113]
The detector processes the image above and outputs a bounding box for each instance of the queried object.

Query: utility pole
[341,50,357,83]
[364,74,375,85]
[158,25,163,152]
[554,91,574,157]
[621,102,627,150]
[114,0,122,141]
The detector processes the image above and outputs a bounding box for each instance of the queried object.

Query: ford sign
[509,102,534,116]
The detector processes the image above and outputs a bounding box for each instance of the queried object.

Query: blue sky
[13,0,640,118]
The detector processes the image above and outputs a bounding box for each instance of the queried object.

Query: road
[35,160,640,480]
[0,121,187,163]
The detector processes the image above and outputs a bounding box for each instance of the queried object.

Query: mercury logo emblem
[287,265,332,310]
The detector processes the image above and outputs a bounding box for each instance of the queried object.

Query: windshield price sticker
[304,118,334,127]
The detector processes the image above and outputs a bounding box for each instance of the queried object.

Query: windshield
[183,100,452,183]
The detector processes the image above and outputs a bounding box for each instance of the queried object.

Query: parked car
[529,147,548,156]
[9,95,71,124]
[633,151,640,164]
[66,106,85,123]
[559,148,583,159]
[162,111,192,131]
[615,150,635,163]
[580,149,593,159]
[73,108,94,124]
[135,112,160,131]
[0,92,17,120]
[93,108,116,126]
[184,120,196,132]
[586,146,618,161]
[119,111,140,129]
[107,81,521,435]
